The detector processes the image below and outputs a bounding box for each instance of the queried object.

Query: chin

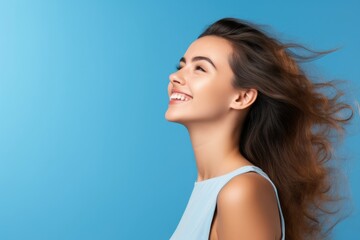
[165,110,186,124]
[165,111,179,122]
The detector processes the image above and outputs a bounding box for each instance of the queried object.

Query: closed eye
[175,64,182,71]
[195,66,206,72]
[175,64,206,72]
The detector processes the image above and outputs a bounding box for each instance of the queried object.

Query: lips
[171,89,193,99]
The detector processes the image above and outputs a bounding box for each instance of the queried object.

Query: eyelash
[175,64,206,72]
[175,64,182,71]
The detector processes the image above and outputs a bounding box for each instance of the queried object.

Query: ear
[230,88,258,110]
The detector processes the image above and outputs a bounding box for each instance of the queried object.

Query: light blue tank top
[169,165,285,240]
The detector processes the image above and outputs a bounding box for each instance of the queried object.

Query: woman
[165,18,353,240]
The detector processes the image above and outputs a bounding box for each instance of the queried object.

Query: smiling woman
[165,18,354,240]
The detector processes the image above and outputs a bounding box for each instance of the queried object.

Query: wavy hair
[198,18,354,240]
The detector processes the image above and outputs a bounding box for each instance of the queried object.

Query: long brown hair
[198,18,354,240]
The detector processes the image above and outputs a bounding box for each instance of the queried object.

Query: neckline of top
[194,165,262,186]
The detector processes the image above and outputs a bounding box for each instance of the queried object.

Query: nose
[169,70,185,86]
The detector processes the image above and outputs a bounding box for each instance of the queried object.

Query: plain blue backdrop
[0,0,359,239]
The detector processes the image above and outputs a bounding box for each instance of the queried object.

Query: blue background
[0,0,359,239]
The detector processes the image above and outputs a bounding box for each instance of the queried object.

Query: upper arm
[216,172,281,240]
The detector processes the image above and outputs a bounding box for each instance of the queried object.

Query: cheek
[192,80,232,113]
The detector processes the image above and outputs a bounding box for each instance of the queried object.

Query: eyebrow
[179,56,217,70]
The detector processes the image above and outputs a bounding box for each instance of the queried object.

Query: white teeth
[170,92,191,101]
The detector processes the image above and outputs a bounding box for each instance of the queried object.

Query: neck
[185,116,252,182]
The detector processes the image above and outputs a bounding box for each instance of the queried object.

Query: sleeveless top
[169,165,285,240]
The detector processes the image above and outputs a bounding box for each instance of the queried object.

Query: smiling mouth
[169,92,192,102]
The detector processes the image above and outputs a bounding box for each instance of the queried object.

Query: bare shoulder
[216,172,282,240]
[218,172,276,205]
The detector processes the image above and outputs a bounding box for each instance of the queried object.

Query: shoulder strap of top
[224,165,286,240]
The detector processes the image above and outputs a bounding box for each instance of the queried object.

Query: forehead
[184,35,233,67]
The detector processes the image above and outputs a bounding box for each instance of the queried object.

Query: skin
[165,35,282,240]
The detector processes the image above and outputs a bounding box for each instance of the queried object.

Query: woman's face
[165,35,237,125]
